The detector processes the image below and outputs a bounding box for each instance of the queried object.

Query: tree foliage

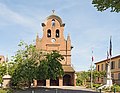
[76,70,106,86]
[11,42,37,88]
[92,0,120,12]
[11,59,36,88]
[36,51,64,80]
[76,71,89,86]
[11,41,64,88]
[46,51,64,80]
[0,63,6,83]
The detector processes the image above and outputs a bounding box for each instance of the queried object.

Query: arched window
[56,29,59,38]
[52,19,55,26]
[47,29,51,37]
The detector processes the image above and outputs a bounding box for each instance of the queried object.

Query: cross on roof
[52,10,55,14]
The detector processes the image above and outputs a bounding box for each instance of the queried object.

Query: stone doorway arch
[63,74,71,86]
[50,78,59,86]
[37,80,46,86]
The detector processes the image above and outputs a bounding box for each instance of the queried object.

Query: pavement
[14,86,99,93]
[46,86,96,91]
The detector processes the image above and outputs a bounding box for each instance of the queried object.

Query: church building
[34,12,75,86]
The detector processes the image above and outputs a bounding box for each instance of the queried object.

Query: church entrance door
[63,74,71,86]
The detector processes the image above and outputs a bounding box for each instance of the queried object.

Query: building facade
[34,13,75,86]
[0,55,5,63]
[95,55,120,85]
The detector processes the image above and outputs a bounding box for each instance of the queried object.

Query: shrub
[111,85,120,92]
[0,89,7,93]
[93,83,101,88]
[0,89,13,93]
[86,84,91,88]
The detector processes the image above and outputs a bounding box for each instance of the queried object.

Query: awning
[62,65,75,72]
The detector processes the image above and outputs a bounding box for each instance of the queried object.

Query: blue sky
[0,0,120,71]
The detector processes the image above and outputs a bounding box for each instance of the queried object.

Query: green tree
[76,71,89,86]
[92,0,120,12]
[46,51,64,80]
[8,62,17,76]
[0,63,6,83]
[36,60,48,80]
[76,70,106,86]
[11,59,36,88]
[88,70,106,83]
[11,41,37,88]
[36,51,64,80]
[11,41,64,88]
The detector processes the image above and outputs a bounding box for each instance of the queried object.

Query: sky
[0,0,120,71]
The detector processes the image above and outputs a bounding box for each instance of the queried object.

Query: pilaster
[33,80,37,87]
[46,79,50,87]
[59,77,63,86]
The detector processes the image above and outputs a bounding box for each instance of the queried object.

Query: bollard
[56,88,57,93]
[114,88,116,93]
[32,90,35,93]
[99,89,101,93]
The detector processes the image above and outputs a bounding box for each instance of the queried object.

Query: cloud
[0,3,39,31]
[57,1,78,12]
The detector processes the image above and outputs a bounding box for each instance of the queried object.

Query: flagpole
[91,49,94,89]
[109,54,112,90]
[90,60,93,89]
[108,36,112,90]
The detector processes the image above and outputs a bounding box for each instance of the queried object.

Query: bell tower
[36,11,75,86]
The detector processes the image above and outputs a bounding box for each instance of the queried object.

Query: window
[111,73,114,79]
[98,77,99,81]
[105,63,108,71]
[118,73,120,80]
[47,29,51,37]
[101,64,104,71]
[111,61,115,69]
[97,65,100,71]
[118,59,120,68]
[101,78,103,82]
[52,19,55,26]
[56,29,60,38]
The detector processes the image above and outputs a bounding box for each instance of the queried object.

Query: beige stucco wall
[95,56,120,84]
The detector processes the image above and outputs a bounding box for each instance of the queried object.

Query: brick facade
[35,13,75,86]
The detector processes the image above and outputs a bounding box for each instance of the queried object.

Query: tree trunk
[28,81,31,88]
[85,79,86,86]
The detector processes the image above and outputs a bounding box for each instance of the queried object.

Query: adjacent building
[34,12,75,86]
[95,55,120,85]
[0,55,5,63]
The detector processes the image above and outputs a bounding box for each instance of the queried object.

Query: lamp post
[6,56,8,75]
[2,56,11,88]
